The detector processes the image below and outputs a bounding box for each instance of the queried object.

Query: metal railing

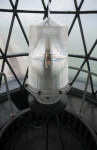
[69,66,97,115]
[0,72,15,117]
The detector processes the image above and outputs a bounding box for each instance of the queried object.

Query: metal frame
[69,66,97,114]
[0,0,97,95]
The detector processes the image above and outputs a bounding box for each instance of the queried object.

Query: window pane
[0,56,28,93]
[69,58,92,92]
[68,19,85,55]
[89,60,97,86]
[18,13,44,37]
[90,46,97,58]
[7,13,44,55]
[44,0,49,7]
[0,0,12,9]
[3,56,29,82]
[81,0,97,10]
[69,57,89,82]
[17,0,44,10]
[7,18,29,55]
[12,0,15,5]
[77,0,82,6]
[69,57,83,81]
[1,62,22,93]
[0,12,12,52]
[50,0,75,11]
[80,14,97,54]
[51,14,75,28]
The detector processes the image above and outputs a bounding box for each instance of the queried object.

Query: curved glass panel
[50,0,75,11]
[90,46,97,58]
[51,14,75,28]
[81,0,97,10]
[7,18,28,54]
[0,12,12,52]
[80,14,97,53]
[17,0,44,10]
[89,60,97,86]
[68,19,85,55]
[0,0,11,9]
[18,13,44,38]
[69,57,84,81]
[3,57,29,81]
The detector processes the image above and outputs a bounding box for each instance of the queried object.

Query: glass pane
[4,56,29,81]
[0,12,12,52]
[73,73,91,92]
[12,0,15,5]
[90,45,97,58]
[7,18,29,54]
[89,60,97,86]
[69,57,84,81]
[81,0,97,10]
[18,13,44,38]
[50,0,75,11]
[68,19,85,55]
[1,60,25,93]
[77,0,82,6]
[80,14,97,54]
[0,0,12,9]
[77,63,88,82]
[44,0,49,7]
[51,14,75,28]
[69,57,89,81]
[17,0,44,10]
[70,60,92,92]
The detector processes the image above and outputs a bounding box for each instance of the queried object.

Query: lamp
[26,3,69,106]
[9,4,70,150]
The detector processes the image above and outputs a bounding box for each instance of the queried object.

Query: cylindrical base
[28,93,67,115]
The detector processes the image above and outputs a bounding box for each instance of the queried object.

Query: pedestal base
[28,93,67,115]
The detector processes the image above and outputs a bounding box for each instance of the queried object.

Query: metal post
[0,72,15,117]
[78,73,90,115]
